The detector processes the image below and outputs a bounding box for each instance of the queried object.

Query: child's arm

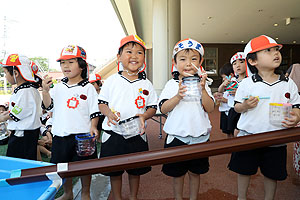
[160,80,186,114]
[218,79,230,93]
[99,104,120,126]
[42,76,53,108]
[90,117,99,138]
[200,74,214,113]
[282,108,300,128]
[0,111,10,122]
[234,96,259,113]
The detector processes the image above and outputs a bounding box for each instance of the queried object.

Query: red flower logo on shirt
[135,96,145,109]
[67,97,79,109]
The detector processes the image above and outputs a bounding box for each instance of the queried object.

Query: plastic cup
[269,103,292,125]
[182,76,201,102]
[118,116,142,139]
[75,133,96,157]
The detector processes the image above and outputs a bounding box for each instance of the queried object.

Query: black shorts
[227,108,241,133]
[50,134,97,164]
[162,137,209,177]
[6,129,39,160]
[100,130,151,176]
[228,146,287,181]
[220,111,231,134]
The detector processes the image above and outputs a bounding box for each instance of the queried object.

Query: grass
[0,141,101,199]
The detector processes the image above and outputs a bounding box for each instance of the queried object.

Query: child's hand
[200,73,207,88]
[282,110,300,128]
[107,111,120,126]
[42,75,53,92]
[136,114,146,134]
[243,96,259,109]
[177,80,186,99]
[90,126,99,139]
[229,87,237,96]
[0,111,10,123]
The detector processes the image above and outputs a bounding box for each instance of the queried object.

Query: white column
[152,0,180,96]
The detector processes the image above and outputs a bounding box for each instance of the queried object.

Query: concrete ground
[74,108,300,200]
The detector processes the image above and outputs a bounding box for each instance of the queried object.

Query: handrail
[4,127,300,186]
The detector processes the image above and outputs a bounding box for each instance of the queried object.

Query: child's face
[254,46,282,70]
[232,59,246,76]
[174,49,201,78]
[60,58,82,81]
[3,68,15,85]
[118,43,145,74]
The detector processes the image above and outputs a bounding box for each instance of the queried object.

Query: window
[202,48,218,75]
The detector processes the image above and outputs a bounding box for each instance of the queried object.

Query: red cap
[57,45,87,61]
[119,35,146,51]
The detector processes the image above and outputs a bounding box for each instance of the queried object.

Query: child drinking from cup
[158,38,215,199]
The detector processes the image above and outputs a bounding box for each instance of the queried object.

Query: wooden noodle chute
[6,127,300,185]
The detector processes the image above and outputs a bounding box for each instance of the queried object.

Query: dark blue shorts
[228,145,287,181]
[50,134,97,164]
[162,137,209,177]
[100,130,151,176]
[227,107,240,133]
[6,129,39,160]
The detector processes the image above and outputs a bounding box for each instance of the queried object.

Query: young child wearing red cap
[158,38,215,199]
[0,54,42,160]
[228,35,300,200]
[42,45,100,200]
[218,52,247,138]
[98,35,158,200]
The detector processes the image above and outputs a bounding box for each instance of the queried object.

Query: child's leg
[173,175,185,200]
[237,174,251,200]
[37,146,42,161]
[39,145,51,158]
[188,172,200,200]
[263,176,277,200]
[81,175,92,200]
[128,174,140,200]
[57,178,73,200]
[110,175,123,200]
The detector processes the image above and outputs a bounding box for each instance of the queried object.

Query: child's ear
[117,54,121,62]
[248,58,257,66]
[13,69,20,77]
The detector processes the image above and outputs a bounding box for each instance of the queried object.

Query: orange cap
[89,74,101,83]
[244,35,282,56]
[57,45,87,61]
[119,35,146,51]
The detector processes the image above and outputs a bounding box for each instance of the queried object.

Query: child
[89,74,105,135]
[0,54,42,160]
[158,38,215,199]
[228,35,300,200]
[0,105,9,145]
[218,52,247,137]
[42,45,100,200]
[98,35,157,200]
[215,63,234,138]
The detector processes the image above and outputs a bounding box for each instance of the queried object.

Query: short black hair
[3,66,19,76]
[118,42,146,55]
[174,49,202,64]
[0,105,7,111]
[246,52,282,75]
[219,63,234,77]
[77,58,88,80]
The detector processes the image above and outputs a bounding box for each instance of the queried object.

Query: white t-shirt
[98,72,158,135]
[46,79,100,137]
[158,78,214,138]
[235,74,300,135]
[8,83,42,130]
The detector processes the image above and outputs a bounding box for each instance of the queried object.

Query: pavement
[72,108,300,200]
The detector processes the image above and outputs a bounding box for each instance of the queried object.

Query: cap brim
[248,43,283,54]
[56,55,79,62]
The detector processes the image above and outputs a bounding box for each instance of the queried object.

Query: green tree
[30,57,49,73]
